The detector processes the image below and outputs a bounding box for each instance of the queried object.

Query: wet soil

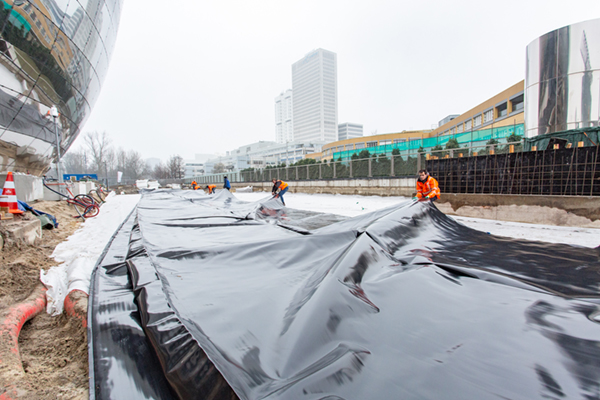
[0,200,88,399]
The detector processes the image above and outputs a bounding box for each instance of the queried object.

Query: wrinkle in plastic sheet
[89,190,600,400]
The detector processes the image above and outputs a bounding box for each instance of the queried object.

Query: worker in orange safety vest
[271,179,289,206]
[206,184,216,194]
[414,169,440,202]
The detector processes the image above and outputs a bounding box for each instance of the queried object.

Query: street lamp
[50,105,63,191]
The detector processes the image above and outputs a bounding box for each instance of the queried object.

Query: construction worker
[414,169,440,201]
[271,178,289,206]
[191,181,199,190]
[223,176,231,191]
[206,184,216,194]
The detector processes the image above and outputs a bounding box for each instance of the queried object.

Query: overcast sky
[76,0,600,162]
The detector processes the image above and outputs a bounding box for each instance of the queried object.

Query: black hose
[42,177,70,199]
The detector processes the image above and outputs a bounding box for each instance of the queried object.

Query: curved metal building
[525,18,600,137]
[0,0,123,175]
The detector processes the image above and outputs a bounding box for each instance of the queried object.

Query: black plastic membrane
[89,190,600,399]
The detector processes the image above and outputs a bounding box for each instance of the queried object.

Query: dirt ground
[0,200,88,399]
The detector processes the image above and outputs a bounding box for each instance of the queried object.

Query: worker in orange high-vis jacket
[414,169,440,202]
[271,178,289,206]
[206,184,216,194]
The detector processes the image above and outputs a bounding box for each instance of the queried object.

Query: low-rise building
[430,81,524,138]
[202,140,326,174]
[308,130,433,162]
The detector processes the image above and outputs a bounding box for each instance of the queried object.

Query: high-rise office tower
[274,89,293,144]
[292,49,338,142]
[338,123,363,140]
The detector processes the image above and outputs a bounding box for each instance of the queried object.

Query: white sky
[76,0,600,162]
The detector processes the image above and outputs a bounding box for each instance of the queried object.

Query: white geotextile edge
[40,192,141,315]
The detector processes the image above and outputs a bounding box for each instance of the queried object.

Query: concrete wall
[0,173,44,202]
[233,179,600,228]
[237,178,417,197]
[436,193,600,228]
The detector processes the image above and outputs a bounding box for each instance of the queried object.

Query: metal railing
[189,142,524,184]
[179,140,600,196]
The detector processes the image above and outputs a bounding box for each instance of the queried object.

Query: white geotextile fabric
[41,192,141,315]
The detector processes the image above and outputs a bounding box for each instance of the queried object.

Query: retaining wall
[237,177,417,197]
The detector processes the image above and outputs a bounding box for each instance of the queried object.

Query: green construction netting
[333,124,524,160]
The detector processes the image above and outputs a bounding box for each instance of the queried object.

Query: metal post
[349,160,353,178]
[50,105,63,192]
[319,163,322,179]
[391,155,394,176]
[53,120,61,179]
[333,162,336,179]
[368,158,372,177]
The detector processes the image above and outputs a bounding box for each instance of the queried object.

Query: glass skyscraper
[291,48,338,143]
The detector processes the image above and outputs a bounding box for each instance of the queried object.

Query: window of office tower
[474,115,482,127]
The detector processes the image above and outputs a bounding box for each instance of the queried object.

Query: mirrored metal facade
[0,0,122,175]
[525,18,600,137]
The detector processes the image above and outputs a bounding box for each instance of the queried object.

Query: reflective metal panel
[0,0,123,174]
[526,18,600,137]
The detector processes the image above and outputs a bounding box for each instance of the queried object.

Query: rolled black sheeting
[127,217,239,399]
[91,189,600,399]
[88,208,179,399]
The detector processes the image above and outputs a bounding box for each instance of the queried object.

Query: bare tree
[62,149,88,174]
[84,131,112,173]
[105,148,116,175]
[126,150,146,180]
[166,155,184,179]
[115,147,127,173]
[152,162,169,179]
[213,162,225,173]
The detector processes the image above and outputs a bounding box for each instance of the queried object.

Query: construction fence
[193,141,524,184]
[189,140,600,197]
[428,144,600,196]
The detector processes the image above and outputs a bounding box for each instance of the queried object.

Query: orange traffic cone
[0,172,24,214]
